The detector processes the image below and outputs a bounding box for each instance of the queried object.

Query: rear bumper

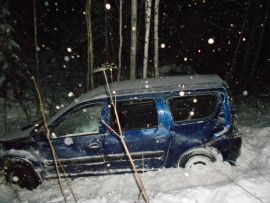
[213,136,242,164]
[207,125,242,164]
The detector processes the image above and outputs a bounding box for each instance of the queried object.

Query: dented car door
[41,103,107,176]
[103,97,172,171]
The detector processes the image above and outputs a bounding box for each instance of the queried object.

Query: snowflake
[208,38,215,45]
[64,56,70,62]
[68,92,74,97]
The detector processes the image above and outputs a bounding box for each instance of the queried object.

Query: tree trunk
[239,1,261,83]
[33,0,41,118]
[248,1,270,84]
[4,96,7,131]
[153,0,160,78]
[130,0,137,80]
[104,0,109,62]
[86,0,94,90]
[143,0,152,79]
[33,0,39,87]
[117,0,123,81]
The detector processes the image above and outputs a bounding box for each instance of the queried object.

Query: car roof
[48,74,226,124]
[79,74,226,102]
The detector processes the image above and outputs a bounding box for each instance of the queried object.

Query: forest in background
[1,0,270,131]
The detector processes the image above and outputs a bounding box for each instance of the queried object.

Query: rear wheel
[177,147,221,168]
[6,165,41,190]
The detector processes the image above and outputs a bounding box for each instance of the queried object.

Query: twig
[101,120,120,139]
[32,76,67,203]
[102,70,150,203]
[33,0,40,87]
[227,0,252,81]
[32,76,78,203]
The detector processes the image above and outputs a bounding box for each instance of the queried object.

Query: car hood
[0,125,35,142]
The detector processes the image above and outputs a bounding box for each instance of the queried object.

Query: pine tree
[0,1,24,130]
[0,1,22,97]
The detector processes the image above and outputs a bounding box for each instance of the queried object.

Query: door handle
[88,143,100,149]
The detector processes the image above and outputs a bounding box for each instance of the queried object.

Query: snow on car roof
[79,74,226,101]
[49,74,226,124]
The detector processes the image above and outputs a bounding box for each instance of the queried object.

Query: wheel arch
[2,149,44,181]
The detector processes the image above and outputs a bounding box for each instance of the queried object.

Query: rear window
[168,94,218,122]
[111,99,158,131]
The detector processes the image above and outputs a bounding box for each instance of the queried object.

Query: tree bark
[104,0,109,62]
[117,0,123,81]
[153,0,160,78]
[130,0,137,80]
[248,1,270,84]
[239,1,261,81]
[143,0,152,79]
[4,96,7,131]
[86,0,94,90]
[33,0,39,87]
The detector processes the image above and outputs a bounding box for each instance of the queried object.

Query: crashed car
[0,74,241,190]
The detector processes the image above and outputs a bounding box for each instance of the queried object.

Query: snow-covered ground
[1,96,270,203]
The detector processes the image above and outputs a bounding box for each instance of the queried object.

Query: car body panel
[0,75,242,181]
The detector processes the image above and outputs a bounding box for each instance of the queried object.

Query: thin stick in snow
[33,0,40,87]
[102,70,151,203]
[32,77,77,203]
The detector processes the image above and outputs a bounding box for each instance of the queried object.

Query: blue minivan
[0,75,241,189]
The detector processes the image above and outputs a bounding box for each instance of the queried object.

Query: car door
[43,102,107,176]
[167,93,219,159]
[103,97,171,172]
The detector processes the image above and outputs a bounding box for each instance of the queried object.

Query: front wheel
[184,155,214,168]
[6,165,41,190]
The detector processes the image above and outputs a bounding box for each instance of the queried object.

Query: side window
[111,99,158,131]
[52,104,103,137]
[168,94,217,122]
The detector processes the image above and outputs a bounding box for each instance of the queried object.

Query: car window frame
[166,92,220,124]
[49,102,104,139]
[110,98,159,132]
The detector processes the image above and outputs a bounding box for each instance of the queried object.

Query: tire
[177,147,221,168]
[6,164,41,190]
[184,155,213,168]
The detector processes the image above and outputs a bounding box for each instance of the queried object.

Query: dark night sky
[6,0,270,94]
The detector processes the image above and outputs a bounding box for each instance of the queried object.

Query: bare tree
[153,0,160,78]
[104,0,109,62]
[143,0,152,78]
[86,0,94,90]
[117,0,123,81]
[130,0,137,80]
[33,0,40,87]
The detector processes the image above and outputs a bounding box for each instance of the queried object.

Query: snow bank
[0,98,270,203]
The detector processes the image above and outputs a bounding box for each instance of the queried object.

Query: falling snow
[179,91,185,96]
[208,38,215,45]
[105,4,111,10]
[64,56,70,62]
[68,92,74,97]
